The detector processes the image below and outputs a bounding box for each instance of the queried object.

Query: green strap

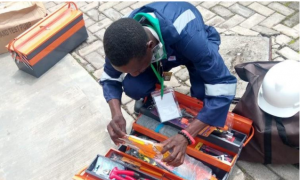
[150,64,164,98]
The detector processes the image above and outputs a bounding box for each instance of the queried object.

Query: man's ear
[146,40,155,49]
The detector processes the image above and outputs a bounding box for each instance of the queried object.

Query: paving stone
[45,2,56,9]
[86,9,100,21]
[85,52,106,69]
[79,40,103,57]
[215,27,227,33]
[223,30,239,36]
[248,2,275,16]
[175,68,189,81]
[121,92,133,105]
[267,164,299,180]
[126,100,135,115]
[81,2,99,13]
[287,1,299,10]
[211,5,234,19]
[251,25,280,36]
[164,76,181,88]
[289,39,299,52]
[274,56,285,61]
[240,13,266,29]
[196,5,216,22]
[120,7,133,17]
[92,68,104,80]
[237,161,280,180]
[174,86,190,95]
[97,47,106,57]
[84,18,96,28]
[130,2,151,9]
[103,8,122,21]
[95,29,106,41]
[277,46,300,60]
[268,2,295,16]
[293,24,299,30]
[76,1,88,8]
[219,15,245,29]
[114,1,136,11]
[259,13,286,28]
[228,165,246,180]
[83,14,89,21]
[231,26,260,36]
[88,18,113,34]
[74,42,88,54]
[259,2,272,5]
[272,44,280,49]
[229,3,255,18]
[271,36,276,45]
[189,1,201,6]
[272,51,280,60]
[283,12,299,27]
[276,34,292,45]
[205,16,226,27]
[99,14,106,21]
[273,24,299,39]
[48,4,63,13]
[71,52,88,66]
[53,1,64,5]
[85,64,96,72]
[170,66,182,74]
[238,2,252,6]
[99,2,120,12]
[219,1,236,8]
[201,1,220,9]
[86,31,98,44]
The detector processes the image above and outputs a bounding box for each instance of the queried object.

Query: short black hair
[103,18,149,67]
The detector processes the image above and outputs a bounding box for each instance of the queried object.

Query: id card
[151,88,182,122]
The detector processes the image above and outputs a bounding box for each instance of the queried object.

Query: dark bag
[232,61,299,164]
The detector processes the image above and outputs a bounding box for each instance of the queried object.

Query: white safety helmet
[258,60,300,118]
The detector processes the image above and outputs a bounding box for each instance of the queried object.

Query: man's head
[103,18,156,77]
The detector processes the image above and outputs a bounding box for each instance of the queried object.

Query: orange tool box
[7,2,88,77]
[73,90,254,180]
[132,90,254,172]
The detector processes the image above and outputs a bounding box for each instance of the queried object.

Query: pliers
[109,167,150,180]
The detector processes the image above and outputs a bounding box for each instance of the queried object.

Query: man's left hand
[160,134,188,167]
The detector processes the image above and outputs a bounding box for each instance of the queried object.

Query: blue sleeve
[175,23,237,127]
[99,57,124,102]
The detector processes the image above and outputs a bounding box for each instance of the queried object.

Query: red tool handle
[109,167,137,180]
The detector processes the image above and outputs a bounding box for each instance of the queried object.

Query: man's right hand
[107,114,127,145]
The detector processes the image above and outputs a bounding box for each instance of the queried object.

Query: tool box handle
[8,2,78,64]
[243,126,254,147]
[73,166,89,180]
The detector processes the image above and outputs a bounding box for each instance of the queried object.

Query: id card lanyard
[151,61,164,99]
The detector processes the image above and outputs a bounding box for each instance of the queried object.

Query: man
[100,2,237,167]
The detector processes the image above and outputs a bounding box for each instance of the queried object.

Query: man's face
[112,41,154,77]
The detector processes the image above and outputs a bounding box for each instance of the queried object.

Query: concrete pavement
[0,53,134,180]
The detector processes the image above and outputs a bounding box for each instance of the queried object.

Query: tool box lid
[8,2,82,56]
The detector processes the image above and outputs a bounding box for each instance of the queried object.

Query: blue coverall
[100,2,237,127]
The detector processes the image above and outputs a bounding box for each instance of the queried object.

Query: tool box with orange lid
[73,90,254,180]
[7,2,88,78]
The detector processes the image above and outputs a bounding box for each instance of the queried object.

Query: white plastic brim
[258,86,299,118]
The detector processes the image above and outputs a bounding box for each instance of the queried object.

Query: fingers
[161,138,173,154]
[107,122,125,145]
[110,121,126,137]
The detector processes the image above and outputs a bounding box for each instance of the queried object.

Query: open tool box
[73,90,254,180]
[131,90,254,174]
